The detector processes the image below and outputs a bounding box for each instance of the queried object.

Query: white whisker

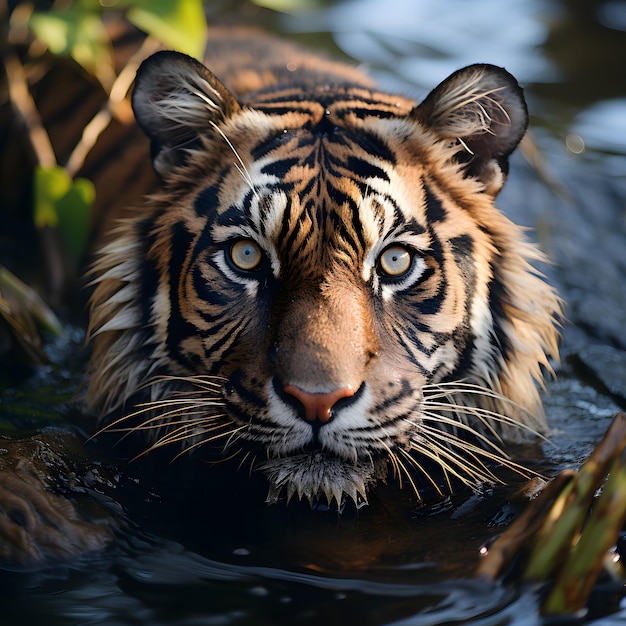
[208,121,259,202]
[397,447,445,496]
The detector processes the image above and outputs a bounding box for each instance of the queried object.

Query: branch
[2,48,56,168]
[65,36,161,178]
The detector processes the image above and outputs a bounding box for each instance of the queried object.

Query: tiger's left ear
[413,64,528,196]
[132,51,241,177]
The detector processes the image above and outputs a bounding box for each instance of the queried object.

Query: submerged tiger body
[85,29,561,506]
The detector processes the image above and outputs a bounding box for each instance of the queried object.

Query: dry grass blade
[475,411,626,617]
[523,411,626,583]
[0,266,64,364]
[543,448,626,614]
[475,471,575,581]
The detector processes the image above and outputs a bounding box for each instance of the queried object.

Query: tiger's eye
[230,240,262,271]
[379,245,412,277]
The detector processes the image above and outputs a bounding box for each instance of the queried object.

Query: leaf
[125,0,207,59]
[33,165,69,229]
[250,0,322,11]
[29,8,114,87]
[56,176,95,266]
[33,165,95,265]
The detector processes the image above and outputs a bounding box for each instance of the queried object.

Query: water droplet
[566,133,585,155]
[249,586,270,597]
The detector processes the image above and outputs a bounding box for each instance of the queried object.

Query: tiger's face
[86,47,560,506]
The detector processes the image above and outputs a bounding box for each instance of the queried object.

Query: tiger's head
[85,49,561,507]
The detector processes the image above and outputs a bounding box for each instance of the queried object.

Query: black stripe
[346,156,390,182]
[194,182,221,218]
[487,265,514,360]
[446,235,477,378]
[423,181,447,222]
[390,326,430,376]
[261,157,301,178]
[336,106,398,121]
[343,131,396,165]
[413,227,445,316]
[254,105,316,116]
[167,222,200,367]
[277,195,293,246]
[192,265,238,310]
[250,131,295,160]
[372,379,415,413]
[202,322,249,376]
[225,372,267,413]
[449,235,475,287]
[325,179,353,209]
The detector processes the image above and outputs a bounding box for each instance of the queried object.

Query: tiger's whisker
[134,424,245,462]
[418,410,508,451]
[420,425,541,479]
[101,407,223,437]
[414,434,501,485]
[390,449,423,499]
[397,447,445,496]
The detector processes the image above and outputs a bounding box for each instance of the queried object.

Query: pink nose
[283,385,355,424]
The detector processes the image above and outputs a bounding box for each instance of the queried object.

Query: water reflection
[278,0,626,162]
[573,98,626,157]
[283,0,557,88]
[3,529,527,626]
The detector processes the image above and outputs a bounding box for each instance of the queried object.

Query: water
[2,0,626,624]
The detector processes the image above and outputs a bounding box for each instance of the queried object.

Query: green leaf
[33,165,95,265]
[29,8,113,81]
[250,0,322,11]
[56,177,95,265]
[34,165,69,229]
[126,0,207,59]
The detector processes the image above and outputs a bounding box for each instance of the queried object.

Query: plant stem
[65,36,161,178]
[2,48,56,168]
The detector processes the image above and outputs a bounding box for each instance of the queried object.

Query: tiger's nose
[283,385,355,424]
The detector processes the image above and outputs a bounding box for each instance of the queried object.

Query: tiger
[84,27,561,508]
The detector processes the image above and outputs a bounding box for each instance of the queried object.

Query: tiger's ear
[132,51,241,177]
[414,64,528,196]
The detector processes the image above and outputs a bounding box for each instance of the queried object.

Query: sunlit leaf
[33,165,95,265]
[29,8,114,86]
[28,12,68,53]
[55,177,95,266]
[250,0,322,12]
[125,0,207,59]
[33,165,69,229]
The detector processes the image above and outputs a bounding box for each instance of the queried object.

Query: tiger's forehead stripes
[193,112,443,284]
[249,85,414,122]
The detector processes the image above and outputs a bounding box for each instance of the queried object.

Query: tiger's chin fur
[262,454,386,508]
[84,28,561,508]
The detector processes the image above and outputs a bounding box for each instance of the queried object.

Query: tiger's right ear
[132,51,241,177]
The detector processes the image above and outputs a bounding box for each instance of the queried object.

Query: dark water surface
[2,0,626,624]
